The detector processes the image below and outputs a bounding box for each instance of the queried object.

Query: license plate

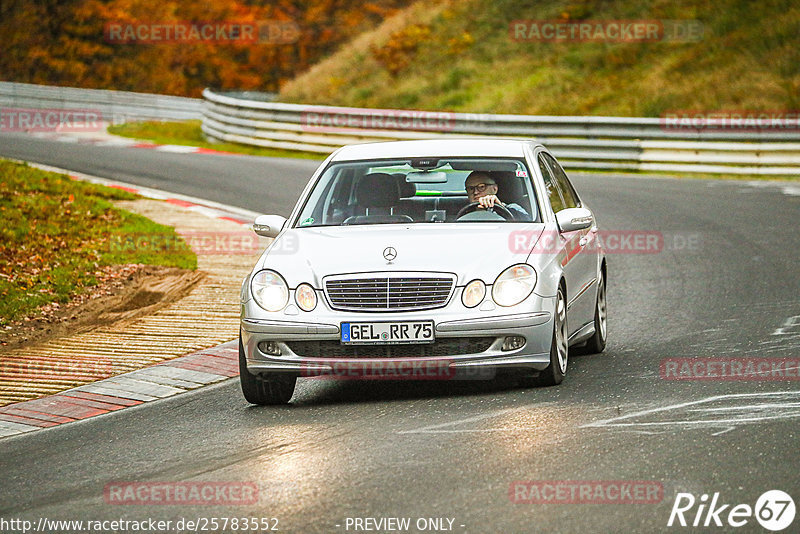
[341,321,435,345]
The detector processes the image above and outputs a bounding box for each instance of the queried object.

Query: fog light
[258,341,282,356]
[502,336,526,351]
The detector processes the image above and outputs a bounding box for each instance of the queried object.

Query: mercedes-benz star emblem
[383,247,397,262]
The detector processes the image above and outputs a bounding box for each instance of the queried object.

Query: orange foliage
[370,24,432,77]
[0,0,412,96]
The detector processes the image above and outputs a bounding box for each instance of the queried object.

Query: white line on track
[397,403,553,434]
[582,390,800,430]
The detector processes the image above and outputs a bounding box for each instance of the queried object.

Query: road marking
[582,390,800,431]
[772,315,800,336]
[710,427,735,436]
[155,144,200,153]
[94,139,138,147]
[745,181,800,197]
[687,402,800,412]
[397,403,552,434]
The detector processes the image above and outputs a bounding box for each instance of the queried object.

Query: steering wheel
[456,201,516,221]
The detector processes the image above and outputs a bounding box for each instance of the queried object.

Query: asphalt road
[1,133,799,533]
[0,133,319,216]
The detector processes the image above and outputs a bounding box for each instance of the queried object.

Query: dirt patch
[0,264,205,349]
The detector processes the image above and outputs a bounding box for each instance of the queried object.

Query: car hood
[258,224,546,287]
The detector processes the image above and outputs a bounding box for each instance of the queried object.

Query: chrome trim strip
[246,352,553,374]
[242,319,339,335]
[568,321,595,345]
[567,277,596,310]
[436,312,551,332]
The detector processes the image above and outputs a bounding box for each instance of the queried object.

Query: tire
[583,269,607,354]
[538,285,568,386]
[239,335,296,405]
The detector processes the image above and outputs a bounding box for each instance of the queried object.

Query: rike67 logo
[668,490,795,531]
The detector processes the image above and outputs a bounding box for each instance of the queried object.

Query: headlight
[462,279,486,308]
[492,264,537,307]
[295,283,317,312]
[250,270,289,311]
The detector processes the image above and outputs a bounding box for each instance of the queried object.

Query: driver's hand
[477,195,503,209]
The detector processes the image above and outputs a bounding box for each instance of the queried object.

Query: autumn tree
[0,0,412,96]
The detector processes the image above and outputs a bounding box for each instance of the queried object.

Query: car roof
[329,138,543,162]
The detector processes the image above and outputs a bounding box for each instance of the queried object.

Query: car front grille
[324,274,455,312]
[286,337,495,359]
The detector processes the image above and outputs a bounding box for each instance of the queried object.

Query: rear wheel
[537,285,568,386]
[583,270,607,354]
[239,335,296,405]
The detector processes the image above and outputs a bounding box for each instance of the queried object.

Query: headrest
[490,171,524,204]
[355,173,400,207]
[392,174,417,198]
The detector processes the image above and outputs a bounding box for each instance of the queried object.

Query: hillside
[279,0,800,116]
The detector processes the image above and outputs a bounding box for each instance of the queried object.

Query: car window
[538,154,566,213]
[294,158,538,226]
[543,153,580,209]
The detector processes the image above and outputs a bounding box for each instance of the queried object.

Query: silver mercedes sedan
[239,139,607,404]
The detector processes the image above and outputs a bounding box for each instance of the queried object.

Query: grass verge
[0,160,197,325]
[108,120,325,160]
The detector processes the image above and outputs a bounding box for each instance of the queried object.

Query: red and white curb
[29,131,237,156]
[0,341,239,438]
[0,162,265,440]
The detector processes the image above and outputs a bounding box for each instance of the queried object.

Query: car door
[536,153,580,337]
[540,152,597,336]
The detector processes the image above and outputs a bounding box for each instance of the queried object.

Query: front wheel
[239,335,296,405]
[538,285,568,386]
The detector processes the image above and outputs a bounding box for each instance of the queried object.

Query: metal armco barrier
[202,89,800,175]
[0,81,202,123]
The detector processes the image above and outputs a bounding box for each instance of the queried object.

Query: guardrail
[202,89,800,175]
[0,81,202,122]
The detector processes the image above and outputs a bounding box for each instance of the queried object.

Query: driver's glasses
[466,183,495,194]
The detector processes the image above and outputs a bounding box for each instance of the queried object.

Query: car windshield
[294,158,538,227]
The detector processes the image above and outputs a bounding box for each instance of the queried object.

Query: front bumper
[241,304,555,378]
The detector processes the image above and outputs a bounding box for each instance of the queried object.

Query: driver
[464,171,528,219]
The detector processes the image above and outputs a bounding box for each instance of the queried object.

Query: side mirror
[556,207,593,232]
[252,215,287,238]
